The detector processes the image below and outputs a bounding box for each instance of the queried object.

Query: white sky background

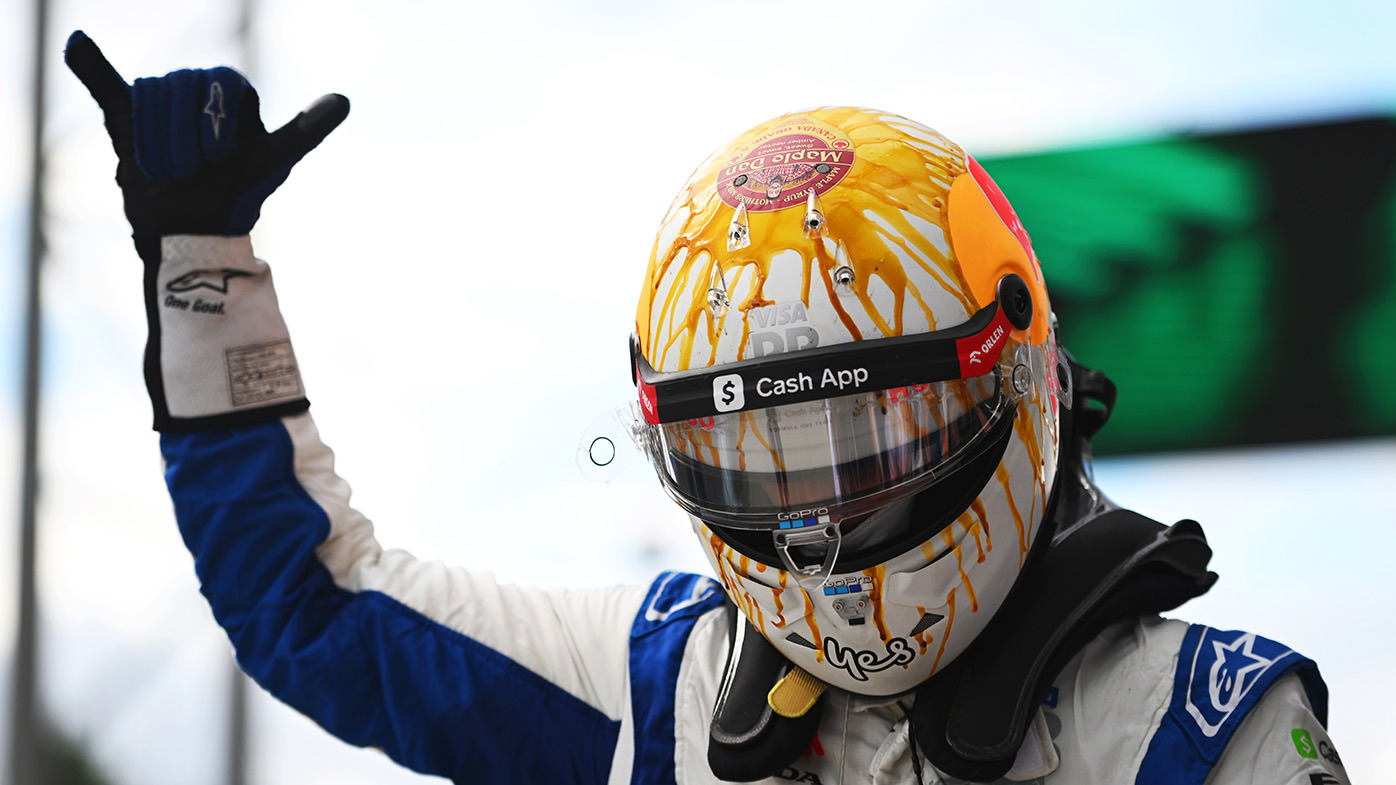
[0,1,1392,783]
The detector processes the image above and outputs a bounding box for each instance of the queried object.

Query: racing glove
[65,30,349,430]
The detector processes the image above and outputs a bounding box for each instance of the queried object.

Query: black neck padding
[708,612,825,781]
[706,354,1218,782]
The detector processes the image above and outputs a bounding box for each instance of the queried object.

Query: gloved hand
[64,30,349,431]
[64,30,349,238]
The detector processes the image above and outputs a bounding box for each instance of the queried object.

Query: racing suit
[63,30,1345,785]
[152,237,1346,785]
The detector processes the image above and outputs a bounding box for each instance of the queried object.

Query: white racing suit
[152,237,1346,785]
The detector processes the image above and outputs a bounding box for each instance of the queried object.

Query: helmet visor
[642,368,1010,529]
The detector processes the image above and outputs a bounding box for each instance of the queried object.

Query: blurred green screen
[985,116,1396,454]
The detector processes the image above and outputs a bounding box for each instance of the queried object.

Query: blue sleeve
[162,419,621,784]
[627,572,727,785]
[1135,624,1328,785]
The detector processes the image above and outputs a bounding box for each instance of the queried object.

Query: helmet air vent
[802,190,827,238]
[832,241,856,296]
[707,263,731,319]
[908,611,945,637]
[727,201,751,252]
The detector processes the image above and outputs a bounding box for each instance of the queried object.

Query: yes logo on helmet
[824,637,915,682]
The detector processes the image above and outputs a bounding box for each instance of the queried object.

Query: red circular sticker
[717,118,856,213]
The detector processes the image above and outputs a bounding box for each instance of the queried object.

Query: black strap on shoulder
[911,509,1217,781]
[708,614,824,781]
[906,353,1214,781]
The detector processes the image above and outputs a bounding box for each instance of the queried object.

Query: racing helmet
[629,107,1066,696]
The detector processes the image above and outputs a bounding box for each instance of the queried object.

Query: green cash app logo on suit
[1291,728,1318,759]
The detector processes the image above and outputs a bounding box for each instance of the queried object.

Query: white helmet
[629,107,1066,696]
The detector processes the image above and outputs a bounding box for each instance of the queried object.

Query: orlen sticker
[966,154,1034,262]
[956,306,1013,378]
[638,378,659,424]
[718,116,855,213]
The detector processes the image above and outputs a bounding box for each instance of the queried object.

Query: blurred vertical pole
[227,3,255,784]
[227,665,247,785]
[9,0,51,783]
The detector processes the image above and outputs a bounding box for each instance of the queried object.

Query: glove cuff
[137,234,309,431]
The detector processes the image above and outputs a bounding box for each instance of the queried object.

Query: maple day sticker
[718,116,855,213]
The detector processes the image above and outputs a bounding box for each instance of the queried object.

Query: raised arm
[64,32,679,782]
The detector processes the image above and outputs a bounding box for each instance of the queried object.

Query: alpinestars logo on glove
[204,81,227,140]
[163,269,253,316]
[167,269,253,293]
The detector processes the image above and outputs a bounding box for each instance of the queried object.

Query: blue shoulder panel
[1135,624,1328,785]
[163,422,620,784]
[627,571,727,785]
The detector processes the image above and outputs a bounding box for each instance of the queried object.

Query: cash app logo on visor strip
[713,374,744,412]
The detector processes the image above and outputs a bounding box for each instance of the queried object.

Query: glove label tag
[158,235,304,418]
[227,341,303,407]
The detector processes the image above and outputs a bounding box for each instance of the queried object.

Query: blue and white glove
[65,30,349,430]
